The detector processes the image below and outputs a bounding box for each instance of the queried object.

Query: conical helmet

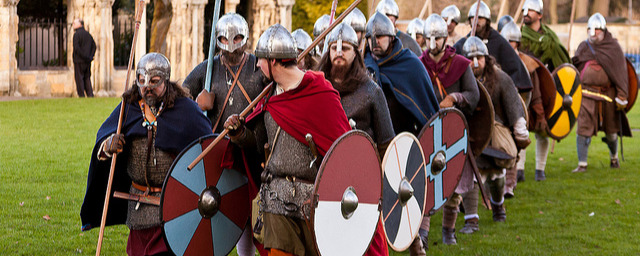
[497,15,514,33]
[468,1,491,21]
[313,14,332,38]
[255,24,298,59]
[462,36,489,58]
[424,14,448,39]
[365,11,396,38]
[343,8,366,32]
[326,23,360,48]
[375,0,400,18]
[587,12,606,36]
[292,28,314,55]
[522,0,543,15]
[500,21,521,43]
[441,5,461,25]
[406,18,425,40]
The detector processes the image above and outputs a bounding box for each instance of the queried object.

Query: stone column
[0,0,20,96]
[276,0,295,31]
[225,0,240,14]
[251,0,276,50]
[165,0,205,82]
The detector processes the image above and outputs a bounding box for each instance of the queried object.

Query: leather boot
[535,169,546,181]
[459,218,479,234]
[517,169,525,182]
[442,227,457,245]
[409,236,426,256]
[491,202,506,222]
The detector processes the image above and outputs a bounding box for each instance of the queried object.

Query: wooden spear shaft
[567,0,577,53]
[514,0,526,23]
[418,0,431,20]
[95,1,145,255]
[187,0,364,170]
[470,0,482,36]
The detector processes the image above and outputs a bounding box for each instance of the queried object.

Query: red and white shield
[311,130,382,256]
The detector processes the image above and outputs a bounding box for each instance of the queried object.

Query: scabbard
[113,191,161,206]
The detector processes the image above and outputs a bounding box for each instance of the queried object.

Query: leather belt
[132,181,162,193]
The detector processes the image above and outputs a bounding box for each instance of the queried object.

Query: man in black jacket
[73,18,96,97]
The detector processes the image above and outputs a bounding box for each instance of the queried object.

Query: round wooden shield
[625,58,638,112]
[547,64,583,140]
[311,130,382,256]
[468,81,495,157]
[419,108,468,214]
[381,132,427,252]
[532,56,558,119]
[161,135,250,256]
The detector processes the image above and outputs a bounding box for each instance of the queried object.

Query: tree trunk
[149,0,173,54]
[592,0,610,16]
[549,0,558,24]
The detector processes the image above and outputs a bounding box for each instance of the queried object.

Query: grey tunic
[126,137,175,230]
[433,66,479,118]
[336,79,395,147]
[182,54,266,132]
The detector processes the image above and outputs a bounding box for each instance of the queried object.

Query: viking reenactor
[375,0,423,57]
[364,12,439,255]
[343,7,367,50]
[364,12,440,136]
[224,24,351,256]
[440,5,463,47]
[317,22,394,256]
[313,14,332,56]
[292,28,318,70]
[453,0,533,93]
[571,13,630,172]
[417,14,480,246]
[181,13,267,255]
[519,0,571,72]
[80,53,213,255]
[407,18,426,50]
[501,21,550,193]
[497,15,514,33]
[463,36,530,223]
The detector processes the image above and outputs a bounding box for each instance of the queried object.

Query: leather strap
[132,181,162,193]
[212,54,249,131]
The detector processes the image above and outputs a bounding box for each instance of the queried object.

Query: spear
[470,0,482,36]
[329,0,339,24]
[187,0,364,171]
[95,1,145,255]
[567,0,577,53]
[202,0,223,116]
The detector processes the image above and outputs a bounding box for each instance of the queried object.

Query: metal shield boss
[381,132,427,251]
[419,108,468,213]
[161,135,250,256]
[544,64,582,140]
[468,81,495,157]
[625,58,638,112]
[311,130,382,256]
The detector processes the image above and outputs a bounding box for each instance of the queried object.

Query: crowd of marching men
[81,0,632,255]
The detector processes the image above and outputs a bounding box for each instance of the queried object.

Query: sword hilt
[305,133,320,169]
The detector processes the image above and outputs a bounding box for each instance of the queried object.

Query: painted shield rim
[418,108,469,214]
[533,56,558,118]
[160,134,249,256]
[310,130,382,256]
[548,63,582,140]
[380,132,427,252]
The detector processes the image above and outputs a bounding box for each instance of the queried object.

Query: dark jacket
[73,27,96,63]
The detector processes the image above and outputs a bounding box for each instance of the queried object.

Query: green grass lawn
[1,98,638,255]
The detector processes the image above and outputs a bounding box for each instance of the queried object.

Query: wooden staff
[95,1,145,255]
[470,0,483,36]
[513,0,526,23]
[202,0,222,116]
[567,0,577,53]
[418,0,431,20]
[187,0,364,170]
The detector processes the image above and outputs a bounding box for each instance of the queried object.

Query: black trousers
[74,62,94,97]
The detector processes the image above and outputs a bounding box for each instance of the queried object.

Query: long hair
[481,55,499,94]
[316,48,369,92]
[122,80,191,108]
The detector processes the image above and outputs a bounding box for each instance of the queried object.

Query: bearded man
[571,13,630,173]
[80,53,213,255]
[464,37,529,224]
[416,14,480,247]
[519,0,571,72]
[364,12,439,136]
[453,0,532,93]
[318,23,395,256]
[225,24,351,256]
[182,13,267,256]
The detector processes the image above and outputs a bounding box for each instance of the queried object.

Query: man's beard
[523,16,533,26]
[429,45,444,57]
[330,59,350,82]
[222,47,245,65]
[472,66,484,77]
[143,89,164,107]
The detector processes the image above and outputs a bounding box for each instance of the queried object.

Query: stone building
[0,0,294,97]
